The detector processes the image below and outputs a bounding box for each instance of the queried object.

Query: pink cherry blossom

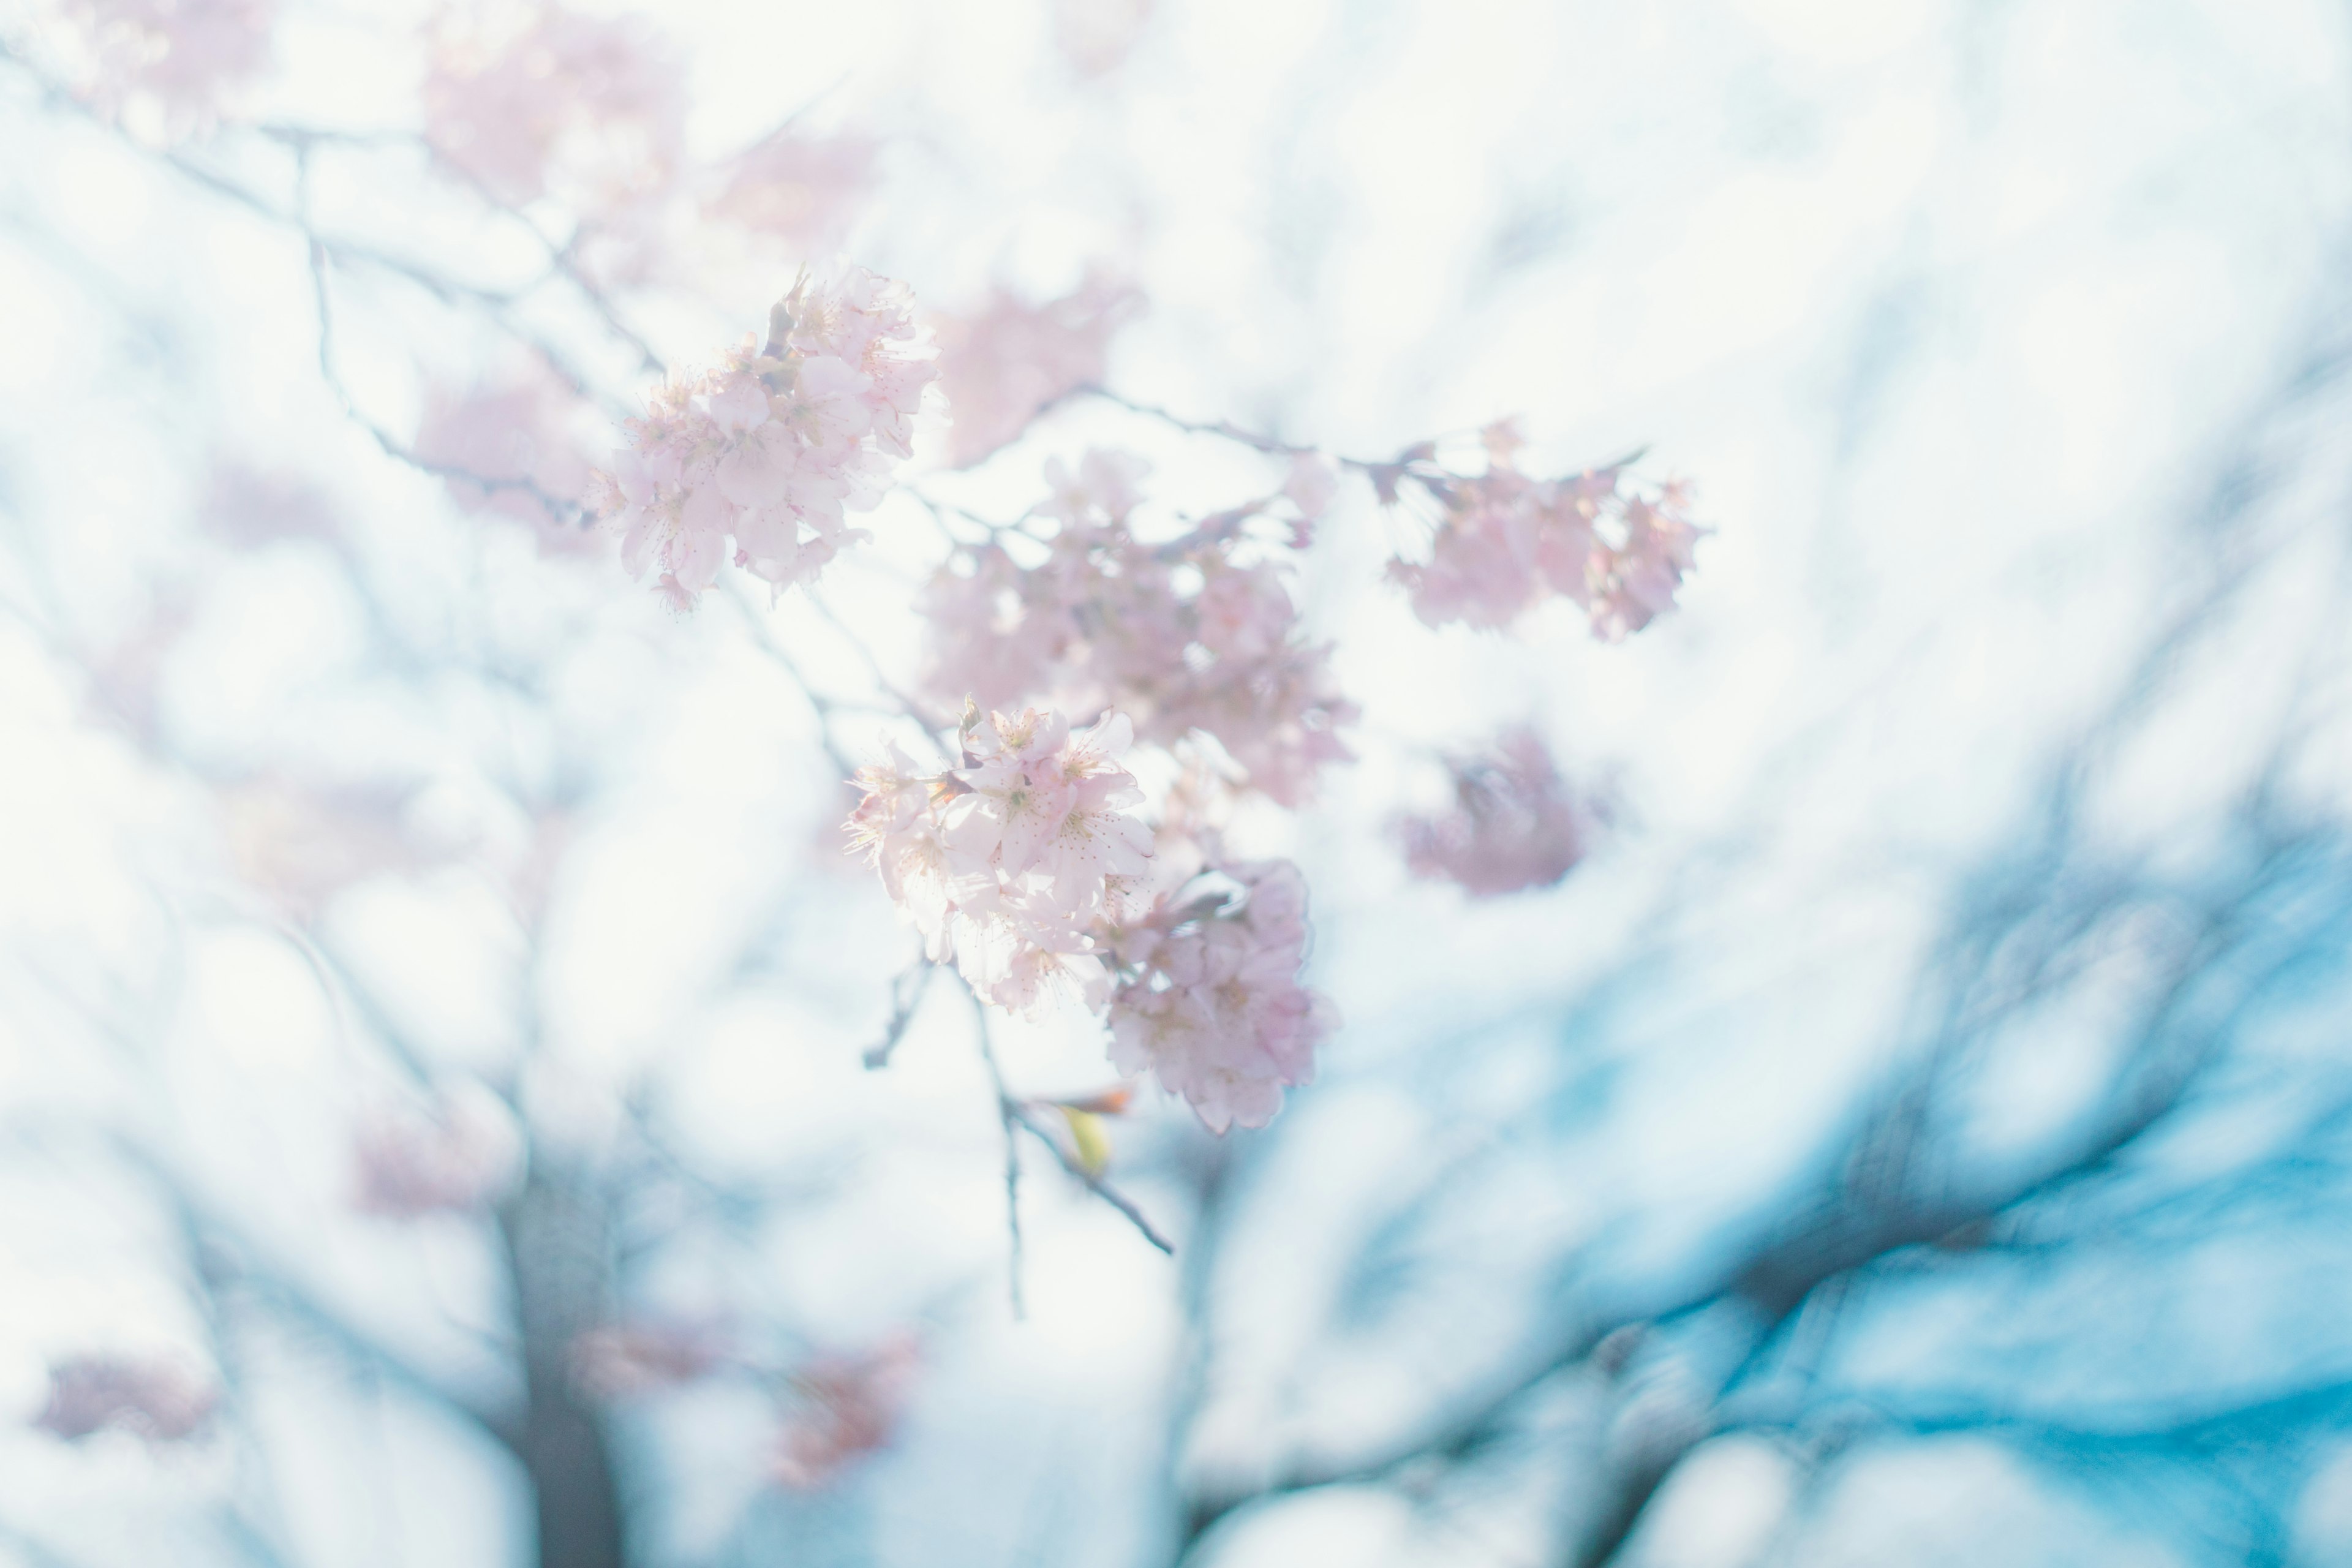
[771,1335,921,1491]
[586,265,937,605]
[1104,859,1333,1133]
[1386,428,1703,639]
[47,0,273,138]
[217,774,457,919]
[920,450,1358,807]
[707,128,876,256]
[35,1354,216,1442]
[422,4,685,222]
[413,364,597,552]
[1051,0,1156,78]
[199,464,341,549]
[571,1321,726,1400]
[1588,481,1705,643]
[351,1082,522,1218]
[850,707,1152,1019]
[933,273,1143,467]
[1397,726,1604,897]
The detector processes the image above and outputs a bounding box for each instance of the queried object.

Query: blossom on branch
[44,0,273,138]
[707,127,877,257]
[932,273,1142,467]
[921,450,1356,805]
[848,706,1150,1017]
[34,1354,216,1442]
[423,2,684,217]
[414,362,597,551]
[1396,726,1603,897]
[587,265,937,605]
[771,1335,921,1490]
[848,713,1334,1131]
[571,1321,726,1400]
[1385,424,1703,639]
[351,1082,523,1218]
[1102,859,1332,1133]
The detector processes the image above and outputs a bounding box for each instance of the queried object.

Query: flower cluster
[849,707,1150,1016]
[707,127,877,258]
[1103,859,1330,1133]
[1398,726,1602,897]
[932,273,1142,467]
[571,1321,725,1400]
[771,1335,921,1491]
[414,363,597,552]
[1386,426,1703,640]
[35,1354,216,1442]
[921,451,1356,805]
[423,4,684,218]
[45,0,273,138]
[1051,0,1156,77]
[587,266,936,606]
[350,1084,522,1218]
[848,705,1333,1130]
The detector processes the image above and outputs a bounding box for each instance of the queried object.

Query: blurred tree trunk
[503,1166,627,1568]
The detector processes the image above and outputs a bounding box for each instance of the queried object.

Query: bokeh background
[4,0,2352,1564]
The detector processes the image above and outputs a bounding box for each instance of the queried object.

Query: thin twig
[861,959,935,1069]
[951,972,1177,1260]
[965,984,1027,1319]
[1007,1103,1176,1255]
[719,579,864,778]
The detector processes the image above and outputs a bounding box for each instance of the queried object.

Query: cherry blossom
[571,1322,726,1400]
[1103,859,1332,1133]
[707,127,876,257]
[1398,726,1604,897]
[586,265,937,605]
[413,364,597,552]
[351,1082,523,1218]
[198,465,341,549]
[1050,0,1156,78]
[849,707,1150,1017]
[932,273,1143,467]
[1385,425,1703,639]
[771,1335,921,1490]
[34,1354,216,1442]
[45,0,273,138]
[920,450,1356,806]
[217,775,454,919]
[850,713,1334,1131]
[422,3,684,222]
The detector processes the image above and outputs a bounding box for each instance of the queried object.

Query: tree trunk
[502,1166,628,1568]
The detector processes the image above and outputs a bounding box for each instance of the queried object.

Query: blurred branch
[861,957,934,1069]
[965,983,1027,1320]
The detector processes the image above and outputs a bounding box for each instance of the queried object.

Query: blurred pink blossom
[1397,726,1604,897]
[35,1354,216,1442]
[571,1321,726,1400]
[707,127,876,257]
[1050,0,1155,78]
[932,273,1142,467]
[49,0,273,137]
[198,464,342,550]
[422,3,685,218]
[414,364,597,552]
[771,1335,921,1491]
[352,1082,522,1218]
[217,775,453,919]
